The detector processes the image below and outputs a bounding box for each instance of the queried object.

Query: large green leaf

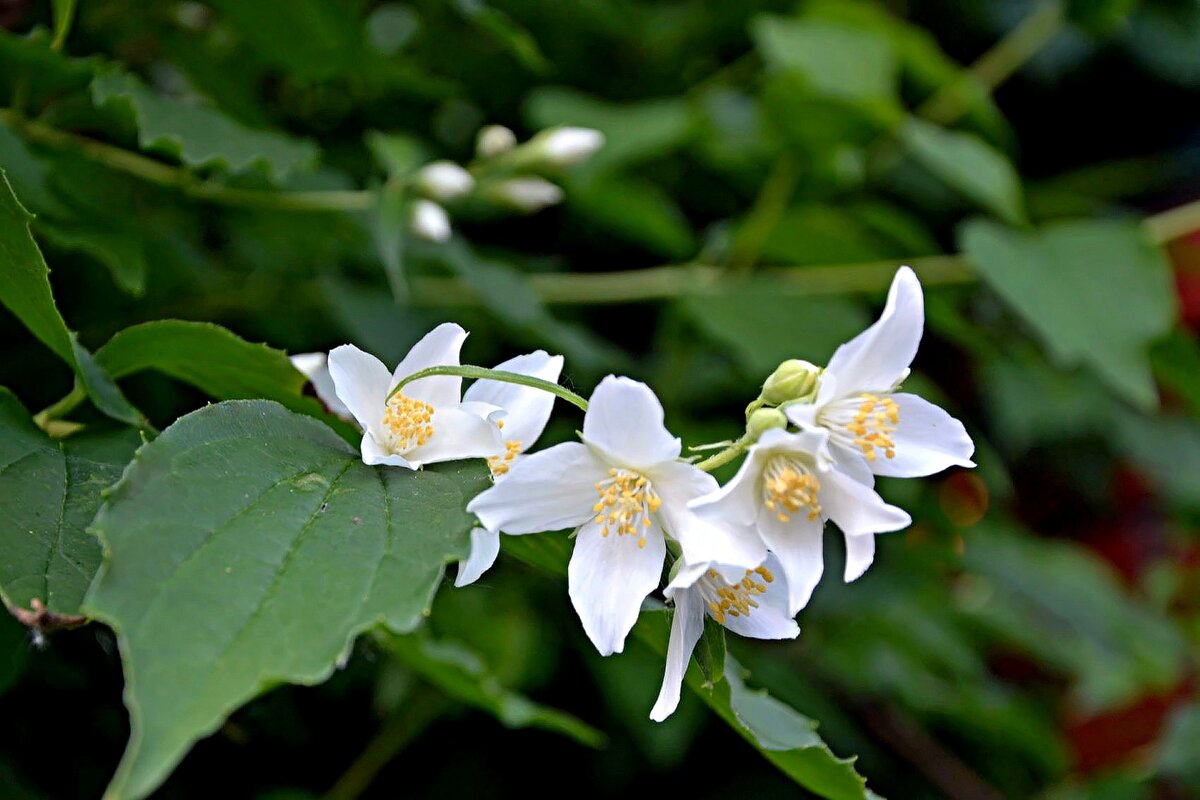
[91,71,318,182]
[0,28,97,105]
[0,171,141,425]
[379,632,605,747]
[901,118,1025,223]
[752,15,898,105]
[82,401,491,799]
[960,218,1176,409]
[204,0,365,79]
[0,389,140,615]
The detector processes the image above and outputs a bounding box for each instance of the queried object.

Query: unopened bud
[476,124,518,159]
[486,177,564,212]
[761,359,820,405]
[531,126,604,167]
[415,160,474,202]
[747,407,787,437]
[410,199,451,242]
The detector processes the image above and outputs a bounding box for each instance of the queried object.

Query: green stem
[33,382,87,426]
[1145,196,1200,244]
[387,365,589,412]
[728,155,800,272]
[694,435,752,473]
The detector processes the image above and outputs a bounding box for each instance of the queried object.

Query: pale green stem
[694,434,753,473]
[387,365,589,412]
[1144,197,1200,244]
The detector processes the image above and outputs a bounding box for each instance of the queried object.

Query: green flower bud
[747,407,788,437]
[761,359,820,405]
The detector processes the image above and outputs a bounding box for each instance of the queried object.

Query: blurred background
[2,0,1200,797]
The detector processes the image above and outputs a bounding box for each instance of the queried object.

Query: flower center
[592,468,661,549]
[762,456,822,523]
[844,393,899,462]
[487,440,522,477]
[704,565,775,625]
[382,393,435,453]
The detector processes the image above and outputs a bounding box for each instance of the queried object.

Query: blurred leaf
[1123,3,1200,87]
[0,28,96,105]
[1112,413,1200,510]
[0,171,141,425]
[50,0,76,50]
[379,632,604,747]
[961,520,1187,712]
[370,185,410,299]
[679,279,869,379]
[455,0,551,74]
[568,174,695,258]
[901,119,1025,223]
[91,71,318,181]
[960,218,1175,409]
[0,388,140,615]
[694,616,726,687]
[524,87,694,174]
[1151,329,1200,418]
[1067,0,1140,34]
[1158,702,1200,791]
[982,355,1118,452]
[752,15,898,104]
[203,0,365,79]
[365,131,427,178]
[83,401,490,800]
[37,218,146,296]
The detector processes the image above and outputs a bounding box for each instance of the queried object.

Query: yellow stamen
[382,393,435,452]
[846,393,899,462]
[487,440,523,477]
[705,568,769,625]
[593,468,659,547]
[762,456,822,522]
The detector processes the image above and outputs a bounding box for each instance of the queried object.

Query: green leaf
[1112,413,1200,510]
[204,0,365,79]
[379,632,604,747]
[1158,702,1200,791]
[91,71,318,182]
[960,217,1176,409]
[694,616,726,687]
[0,170,141,425]
[369,184,410,300]
[901,118,1025,223]
[752,15,898,104]
[568,174,696,259]
[0,388,140,615]
[82,401,490,800]
[0,28,97,105]
[50,0,77,50]
[679,278,870,379]
[365,131,427,178]
[37,218,147,296]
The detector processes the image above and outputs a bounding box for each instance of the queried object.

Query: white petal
[687,447,762,526]
[291,352,352,419]
[843,533,876,583]
[403,405,503,467]
[455,527,500,587]
[360,432,415,469]
[328,344,391,443]
[870,393,975,478]
[826,439,876,487]
[568,519,666,656]
[649,584,705,722]
[826,266,923,394]
[463,351,564,448]
[757,509,825,616]
[820,467,911,538]
[722,554,800,641]
[467,442,607,533]
[391,322,468,407]
[582,376,681,469]
[654,461,765,570]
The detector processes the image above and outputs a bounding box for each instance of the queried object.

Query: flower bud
[415,160,474,202]
[761,359,820,405]
[747,407,788,437]
[486,177,564,212]
[531,126,604,167]
[476,124,518,159]
[410,199,451,242]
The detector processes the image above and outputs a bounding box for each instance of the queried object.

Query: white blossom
[416,160,475,202]
[410,199,451,242]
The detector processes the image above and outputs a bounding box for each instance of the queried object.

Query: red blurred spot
[1062,679,1194,774]
[939,471,989,528]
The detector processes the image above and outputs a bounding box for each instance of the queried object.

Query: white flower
[488,178,564,212]
[649,554,798,722]
[327,323,503,469]
[455,350,565,588]
[410,199,451,242]
[466,376,766,656]
[785,266,975,484]
[476,124,518,158]
[290,352,351,420]
[691,428,910,616]
[534,126,605,167]
[416,160,475,202]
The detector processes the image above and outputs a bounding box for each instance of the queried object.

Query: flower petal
[455,527,500,587]
[291,352,351,419]
[463,351,564,448]
[568,519,666,656]
[654,460,766,570]
[687,448,762,526]
[404,405,503,467]
[328,344,391,443]
[360,431,414,469]
[722,554,800,640]
[391,322,468,407]
[820,467,911,537]
[582,376,681,468]
[756,509,825,615]
[467,442,607,533]
[870,393,975,478]
[826,266,923,394]
[649,583,705,722]
[843,532,876,583]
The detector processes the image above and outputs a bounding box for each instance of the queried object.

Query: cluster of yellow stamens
[706,565,774,624]
[487,440,522,477]
[592,469,661,548]
[382,393,435,452]
[762,456,822,523]
[847,393,899,461]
